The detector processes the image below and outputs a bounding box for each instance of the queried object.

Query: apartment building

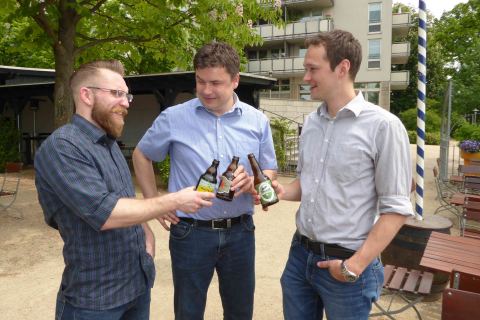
[245,0,411,121]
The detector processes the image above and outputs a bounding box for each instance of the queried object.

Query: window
[299,84,311,100]
[247,51,257,60]
[368,39,381,69]
[271,48,285,59]
[355,82,380,104]
[299,48,307,58]
[368,3,381,33]
[263,79,290,99]
[299,9,323,21]
[258,50,267,59]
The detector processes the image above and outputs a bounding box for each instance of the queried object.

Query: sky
[394,0,469,18]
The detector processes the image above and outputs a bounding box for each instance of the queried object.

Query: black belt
[179,215,246,229]
[298,234,355,259]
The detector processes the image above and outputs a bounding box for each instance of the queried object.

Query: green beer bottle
[247,153,278,209]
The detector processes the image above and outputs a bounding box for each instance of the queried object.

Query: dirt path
[0,145,455,319]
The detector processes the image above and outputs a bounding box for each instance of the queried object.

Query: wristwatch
[340,260,360,282]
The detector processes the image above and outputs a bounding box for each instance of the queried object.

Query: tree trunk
[53,0,78,129]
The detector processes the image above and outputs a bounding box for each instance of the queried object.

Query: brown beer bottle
[247,153,279,208]
[216,156,240,201]
[195,159,219,192]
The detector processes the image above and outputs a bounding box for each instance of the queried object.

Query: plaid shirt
[35,115,155,310]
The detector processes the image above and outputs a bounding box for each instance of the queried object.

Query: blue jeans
[281,233,383,320]
[55,290,150,320]
[169,215,255,320]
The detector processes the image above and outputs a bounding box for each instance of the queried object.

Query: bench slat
[383,265,395,287]
[418,272,434,294]
[388,267,407,290]
[403,269,421,292]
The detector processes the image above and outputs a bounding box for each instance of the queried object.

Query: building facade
[245,0,411,119]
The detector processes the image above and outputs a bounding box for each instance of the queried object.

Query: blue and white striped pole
[415,0,427,219]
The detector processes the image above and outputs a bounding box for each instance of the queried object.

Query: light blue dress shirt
[137,95,277,220]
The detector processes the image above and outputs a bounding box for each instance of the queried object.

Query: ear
[232,73,240,90]
[79,87,94,107]
[337,59,351,78]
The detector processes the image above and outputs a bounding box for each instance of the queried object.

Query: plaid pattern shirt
[35,115,155,310]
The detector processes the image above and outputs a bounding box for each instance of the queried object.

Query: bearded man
[34,60,214,320]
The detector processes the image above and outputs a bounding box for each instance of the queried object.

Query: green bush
[399,108,442,133]
[452,122,480,141]
[406,130,440,145]
[155,155,170,188]
[270,118,295,170]
[0,116,21,172]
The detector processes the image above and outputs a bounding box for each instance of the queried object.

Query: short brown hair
[70,60,125,94]
[193,42,240,78]
[305,30,362,80]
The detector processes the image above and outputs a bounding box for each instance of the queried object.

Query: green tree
[434,0,480,115]
[5,0,282,128]
[390,3,447,115]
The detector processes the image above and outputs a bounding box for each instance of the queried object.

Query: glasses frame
[87,86,133,103]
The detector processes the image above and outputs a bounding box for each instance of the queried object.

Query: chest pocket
[329,144,364,183]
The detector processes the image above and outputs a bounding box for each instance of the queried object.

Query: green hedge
[0,117,21,172]
[407,130,441,145]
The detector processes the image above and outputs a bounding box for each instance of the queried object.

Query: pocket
[241,215,256,232]
[170,221,192,240]
[330,144,363,182]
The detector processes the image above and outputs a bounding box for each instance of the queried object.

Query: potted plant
[459,139,480,165]
[0,116,22,173]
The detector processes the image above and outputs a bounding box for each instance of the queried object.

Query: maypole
[415,0,427,219]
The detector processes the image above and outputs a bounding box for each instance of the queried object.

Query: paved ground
[0,144,459,319]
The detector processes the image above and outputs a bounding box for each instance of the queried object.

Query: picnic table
[420,231,480,280]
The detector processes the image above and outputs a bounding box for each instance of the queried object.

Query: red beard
[92,103,128,138]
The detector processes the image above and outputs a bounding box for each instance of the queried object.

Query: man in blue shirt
[35,60,214,320]
[133,42,277,319]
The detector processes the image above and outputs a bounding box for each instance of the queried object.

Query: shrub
[155,155,170,188]
[406,131,440,145]
[0,116,21,172]
[270,118,295,170]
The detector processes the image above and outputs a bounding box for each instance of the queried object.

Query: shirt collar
[195,92,243,116]
[72,114,115,146]
[317,91,366,119]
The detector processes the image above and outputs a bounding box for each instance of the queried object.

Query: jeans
[281,233,383,320]
[55,289,150,320]
[169,215,256,320]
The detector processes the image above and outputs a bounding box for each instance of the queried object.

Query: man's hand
[316,259,345,282]
[253,179,284,212]
[157,211,179,231]
[175,187,215,213]
[231,165,254,197]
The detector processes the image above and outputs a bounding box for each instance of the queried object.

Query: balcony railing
[391,42,410,65]
[392,13,411,38]
[283,0,334,7]
[391,71,410,90]
[247,57,305,75]
[254,18,333,41]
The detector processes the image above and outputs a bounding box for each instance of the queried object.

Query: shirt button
[310,199,314,203]
[307,218,312,222]
[320,159,324,163]
[315,179,319,183]
[220,155,224,158]
[324,139,328,142]
[219,136,223,139]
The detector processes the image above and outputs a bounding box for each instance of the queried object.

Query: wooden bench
[370,265,433,320]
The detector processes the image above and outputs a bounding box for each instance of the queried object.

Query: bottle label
[256,180,277,203]
[196,179,215,193]
[217,176,233,194]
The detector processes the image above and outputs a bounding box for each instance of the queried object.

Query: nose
[303,71,311,82]
[120,96,130,108]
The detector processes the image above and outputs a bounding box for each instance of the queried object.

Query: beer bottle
[195,159,219,192]
[216,156,240,201]
[247,153,279,208]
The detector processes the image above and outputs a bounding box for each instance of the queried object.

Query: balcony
[391,71,410,90]
[247,57,305,76]
[391,42,410,65]
[392,13,411,38]
[283,0,334,9]
[254,18,333,42]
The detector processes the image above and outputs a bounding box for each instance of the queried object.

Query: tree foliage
[3,0,282,127]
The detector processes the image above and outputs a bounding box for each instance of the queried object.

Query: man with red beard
[34,60,214,320]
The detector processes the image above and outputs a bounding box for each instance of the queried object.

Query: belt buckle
[212,219,230,229]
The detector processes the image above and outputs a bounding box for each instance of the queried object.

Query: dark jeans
[169,215,256,320]
[281,233,383,320]
[55,290,150,320]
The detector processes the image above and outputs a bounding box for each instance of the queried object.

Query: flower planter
[460,150,480,166]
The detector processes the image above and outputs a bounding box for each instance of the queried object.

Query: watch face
[341,261,359,282]
[344,273,358,282]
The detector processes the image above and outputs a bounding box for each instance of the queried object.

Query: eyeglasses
[87,87,133,103]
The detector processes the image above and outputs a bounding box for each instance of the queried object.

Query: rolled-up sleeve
[375,118,414,217]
